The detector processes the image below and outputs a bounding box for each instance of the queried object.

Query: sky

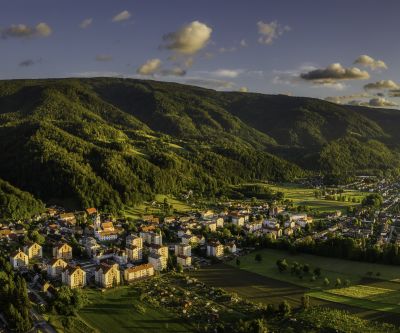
[1,0,400,107]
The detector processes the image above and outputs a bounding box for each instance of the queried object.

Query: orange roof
[86,208,97,215]
[141,225,156,232]
[0,229,11,236]
[101,222,114,230]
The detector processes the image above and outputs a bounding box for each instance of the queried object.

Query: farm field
[267,183,367,213]
[190,263,400,325]
[223,248,400,319]
[79,287,192,333]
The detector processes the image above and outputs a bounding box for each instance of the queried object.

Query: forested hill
[0,77,399,214]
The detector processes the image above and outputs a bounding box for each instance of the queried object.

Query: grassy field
[190,263,309,307]
[267,183,367,213]
[222,248,400,318]
[123,194,193,219]
[78,287,192,333]
[228,248,400,289]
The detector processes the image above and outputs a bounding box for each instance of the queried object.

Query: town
[2,177,400,332]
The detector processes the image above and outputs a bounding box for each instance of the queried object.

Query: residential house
[23,242,42,259]
[94,221,120,241]
[215,217,224,228]
[175,244,191,257]
[126,234,143,248]
[245,221,263,233]
[126,245,143,262]
[10,250,29,269]
[201,210,215,219]
[230,214,245,227]
[85,237,101,257]
[181,234,198,245]
[124,263,154,282]
[225,241,237,254]
[95,262,121,288]
[177,255,191,267]
[53,243,72,260]
[149,244,169,259]
[47,258,68,278]
[204,221,217,232]
[148,253,167,271]
[177,228,192,238]
[59,213,76,226]
[139,231,162,245]
[207,241,224,258]
[61,265,86,289]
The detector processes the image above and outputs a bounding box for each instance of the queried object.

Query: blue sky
[1,0,400,107]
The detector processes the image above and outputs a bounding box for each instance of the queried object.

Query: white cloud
[211,69,243,78]
[257,20,290,45]
[364,80,400,90]
[368,97,397,107]
[346,97,398,108]
[112,10,131,22]
[136,58,162,75]
[300,63,370,83]
[240,39,247,47]
[1,22,52,38]
[389,90,400,97]
[239,86,248,92]
[325,93,370,104]
[354,55,387,70]
[273,65,316,85]
[95,55,113,62]
[162,21,212,55]
[80,18,93,29]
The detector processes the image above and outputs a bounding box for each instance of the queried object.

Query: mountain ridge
[0,77,399,215]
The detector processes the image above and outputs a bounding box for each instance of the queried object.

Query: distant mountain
[0,78,398,213]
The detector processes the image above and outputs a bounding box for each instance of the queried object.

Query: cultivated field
[79,287,191,333]
[221,248,400,320]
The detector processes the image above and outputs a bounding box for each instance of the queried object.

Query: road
[30,308,57,333]
[28,285,57,333]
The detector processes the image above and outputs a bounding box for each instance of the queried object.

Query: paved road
[30,308,57,333]
[28,286,57,333]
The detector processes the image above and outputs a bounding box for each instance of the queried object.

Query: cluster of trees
[50,285,88,316]
[0,178,44,220]
[276,258,321,280]
[0,257,32,332]
[267,235,400,266]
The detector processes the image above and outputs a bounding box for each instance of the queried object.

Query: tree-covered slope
[0,77,399,211]
[0,178,44,220]
[0,78,302,212]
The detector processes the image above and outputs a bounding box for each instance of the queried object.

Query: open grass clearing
[79,287,191,333]
[228,248,400,289]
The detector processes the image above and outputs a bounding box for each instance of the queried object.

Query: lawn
[267,183,367,213]
[78,287,192,333]
[123,194,193,219]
